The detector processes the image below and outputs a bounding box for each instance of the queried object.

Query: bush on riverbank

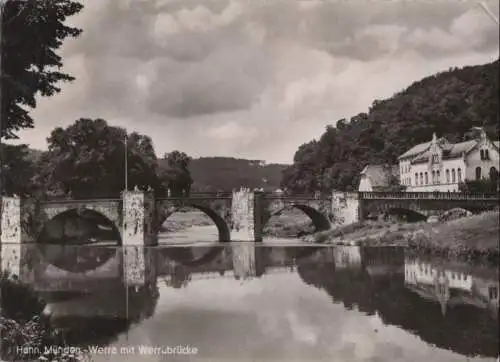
[311,211,499,260]
[0,273,90,361]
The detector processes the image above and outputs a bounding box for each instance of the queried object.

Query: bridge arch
[158,204,231,242]
[384,207,428,222]
[37,208,122,273]
[267,203,331,233]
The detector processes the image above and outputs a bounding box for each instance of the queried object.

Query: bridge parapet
[360,192,499,200]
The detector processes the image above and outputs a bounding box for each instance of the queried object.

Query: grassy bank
[264,211,314,238]
[308,211,499,261]
[162,208,315,238]
[160,210,213,233]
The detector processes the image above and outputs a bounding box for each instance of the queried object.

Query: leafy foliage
[282,60,500,193]
[0,144,37,196]
[38,118,162,198]
[459,179,499,193]
[158,151,193,196]
[1,0,83,139]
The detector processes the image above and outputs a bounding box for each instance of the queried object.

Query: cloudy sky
[11,0,500,163]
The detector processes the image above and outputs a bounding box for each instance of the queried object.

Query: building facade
[358,165,399,192]
[398,127,499,192]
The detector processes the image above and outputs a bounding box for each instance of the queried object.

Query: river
[1,242,498,362]
[158,225,301,245]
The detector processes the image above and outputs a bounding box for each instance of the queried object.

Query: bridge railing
[42,197,122,204]
[157,192,233,199]
[263,193,321,199]
[360,192,499,200]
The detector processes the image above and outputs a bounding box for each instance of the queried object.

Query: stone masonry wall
[121,190,147,286]
[1,196,22,276]
[231,188,256,241]
[331,191,361,227]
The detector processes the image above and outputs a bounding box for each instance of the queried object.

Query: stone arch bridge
[1,190,497,248]
[1,190,498,246]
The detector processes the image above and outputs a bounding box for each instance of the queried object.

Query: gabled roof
[444,140,478,158]
[411,139,479,163]
[398,141,431,160]
[360,164,399,188]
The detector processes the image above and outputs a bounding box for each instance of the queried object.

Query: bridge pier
[230,188,260,242]
[331,191,363,227]
[0,196,23,276]
[121,190,156,287]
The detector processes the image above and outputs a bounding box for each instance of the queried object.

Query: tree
[42,118,161,198]
[0,144,36,196]
[1,0,83,139]
[158,151,193,196]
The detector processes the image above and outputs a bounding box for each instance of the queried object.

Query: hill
[26,148,287,193]
[281,59,499,193]
[187,157,288,192]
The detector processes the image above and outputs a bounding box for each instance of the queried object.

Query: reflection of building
[404,258,498,316]
[333,246,362,269]
[362,247,405,277]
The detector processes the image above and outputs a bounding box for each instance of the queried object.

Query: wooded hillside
[281,59,499,193]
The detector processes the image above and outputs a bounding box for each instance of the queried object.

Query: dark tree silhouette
[1,0,83,139]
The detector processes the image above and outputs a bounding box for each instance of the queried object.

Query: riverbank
[307,211,499,261]
[0,273,91,362]
[162,209,314,238]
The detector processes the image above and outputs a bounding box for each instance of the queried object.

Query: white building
[333,246,362,269]
[398,127,499,192]
[358,165,399,192]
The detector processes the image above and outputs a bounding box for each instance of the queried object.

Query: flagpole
[124,135,128,191]
[123,134,129,337]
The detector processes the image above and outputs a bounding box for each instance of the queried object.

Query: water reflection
[1,242,498,361]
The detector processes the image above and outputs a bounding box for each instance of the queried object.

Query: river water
[1,239,498,362]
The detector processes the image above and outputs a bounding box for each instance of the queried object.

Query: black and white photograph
[0,0,499,361]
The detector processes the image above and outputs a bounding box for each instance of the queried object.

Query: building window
[489,167,498,182]
[481,149,490,160]
[489,286,498,300]
[457,168,462,182]
[432,171,435,184]
[475,166,482,180]
[424,172,428,185]
[436,170,440,184]
[415,173,419,185]
[452,169,456,183]
[420,173,423,185]
[446,169,450,183]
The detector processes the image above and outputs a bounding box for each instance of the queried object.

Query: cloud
[12,0,499,163]
[90,272,468,361]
